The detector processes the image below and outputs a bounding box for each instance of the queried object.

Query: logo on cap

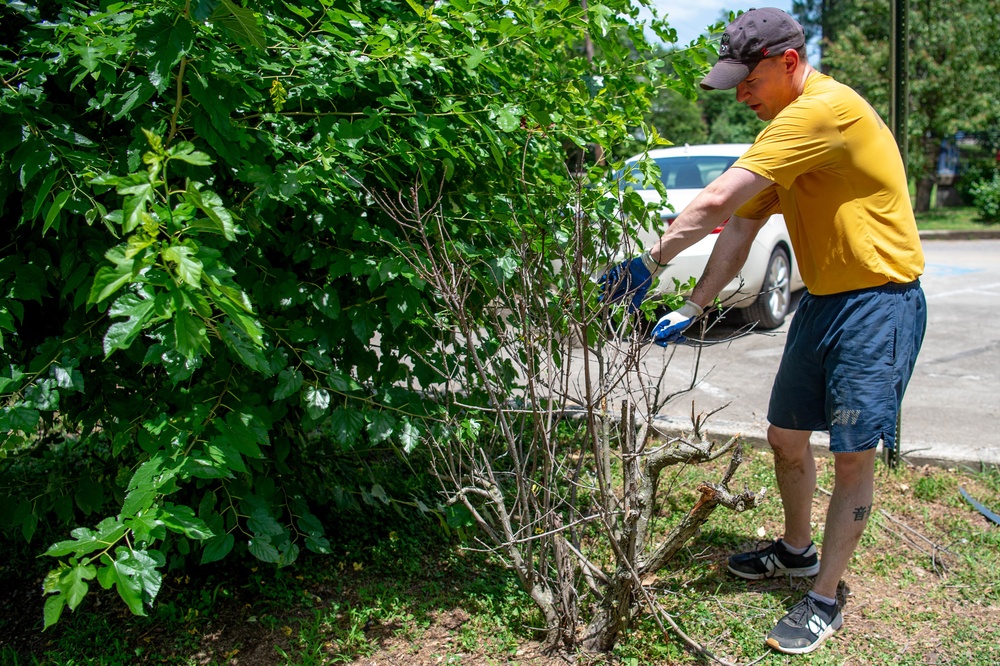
[720,33,730,56]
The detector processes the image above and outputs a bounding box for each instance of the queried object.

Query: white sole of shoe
[765,613,843,654]
[727,562,821,580]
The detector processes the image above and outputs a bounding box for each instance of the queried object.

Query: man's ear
[782,49,801,75]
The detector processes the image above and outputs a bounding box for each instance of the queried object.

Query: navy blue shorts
[767,281,927,453]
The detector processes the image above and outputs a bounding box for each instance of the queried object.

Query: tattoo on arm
[853,504,872,522]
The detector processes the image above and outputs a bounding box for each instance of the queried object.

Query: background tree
[793,0,1000,212]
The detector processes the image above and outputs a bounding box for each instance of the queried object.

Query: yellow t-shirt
[734,73,924,295]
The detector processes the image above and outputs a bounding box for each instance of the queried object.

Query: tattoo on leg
[853,504,872,522]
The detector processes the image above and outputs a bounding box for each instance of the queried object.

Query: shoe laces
[753,539,780,555]
[786,596,829,628]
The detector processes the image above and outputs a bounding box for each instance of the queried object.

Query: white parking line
[925,281,1000,300]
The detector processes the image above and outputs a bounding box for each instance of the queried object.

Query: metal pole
[887,0,908,470]
[889,0,909,169]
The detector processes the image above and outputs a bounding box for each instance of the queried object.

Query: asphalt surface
[636,232,1000,470]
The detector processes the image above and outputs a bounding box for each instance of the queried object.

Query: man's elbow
[698,185,738,217]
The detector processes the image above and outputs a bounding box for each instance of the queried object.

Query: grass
[914,205,995,230]
[2,449,999,665]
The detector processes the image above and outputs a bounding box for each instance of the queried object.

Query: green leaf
[52,365,84,392]
[42,190,72,235]
[127,512,167,543]
[4,405,40,433]
[97,548,164,614]
[247,507,284,537]
[370,483,389,505]
[205,440,246,473]
[45,517,128,558]
[97,554,145,615]
[104,293,156,356]
[185,185,235,240]
[367,411,395,444]
[174,308,208,359]
[43,594,65,630]
[248,535,281,563]
[89,263,135,304]
[330,407,364,446]
[30,170,60,221]
[218,321,270,374]
[168,142,213,165]
[496,105,522,132]
[219,410,267,458]
[120,549,165,602]
[121,182,154,233]
[121,453,178,517]
[402,0,425,18]
[399,420,421,454]
[213,0,266,50]
[200,533,234,564]
[58,562,97,611]
[159,503,214,540]
[192,0,222,21]
[273,368,303,401]
[305,534,332,554]
[141,15,194,92]
[163,245,204,287]
[277,541,300,567]
[303,386,330,420]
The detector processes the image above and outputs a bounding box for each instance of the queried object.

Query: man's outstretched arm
[689,214,771,309]
[601,166,773,314]
[647,168,775,346]
[648,166,774,268]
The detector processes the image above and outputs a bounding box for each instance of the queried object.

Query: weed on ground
[1,449,998,665]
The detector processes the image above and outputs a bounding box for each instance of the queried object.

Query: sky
[641,1,796,47]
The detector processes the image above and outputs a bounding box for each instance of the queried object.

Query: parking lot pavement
[640,236,1000,469]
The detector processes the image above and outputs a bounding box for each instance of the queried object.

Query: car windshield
[617,155,739,190]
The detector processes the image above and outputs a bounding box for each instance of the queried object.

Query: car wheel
[741,246,792,330]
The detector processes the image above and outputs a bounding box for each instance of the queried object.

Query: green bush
[1,0,711,628]
[970,173,1000,223]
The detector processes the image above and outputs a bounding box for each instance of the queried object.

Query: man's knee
[832,448,877,485]
[767,424,812,459]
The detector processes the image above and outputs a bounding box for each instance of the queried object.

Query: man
[602,7,926,655]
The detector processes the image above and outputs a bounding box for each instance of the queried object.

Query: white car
[620,143,805,329]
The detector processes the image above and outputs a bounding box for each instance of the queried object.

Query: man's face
[735,55,795,121]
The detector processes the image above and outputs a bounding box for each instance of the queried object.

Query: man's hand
[599,251,663,313]
[651,300,704,346]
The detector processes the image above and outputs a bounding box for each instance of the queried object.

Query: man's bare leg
[767,425,816,549]
[810,447,877,599]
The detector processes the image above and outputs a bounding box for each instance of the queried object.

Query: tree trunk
[580,569,635,652]
[915,176,934,213]
[914,136,941,213]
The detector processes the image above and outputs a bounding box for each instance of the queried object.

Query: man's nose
[735,82,750,103]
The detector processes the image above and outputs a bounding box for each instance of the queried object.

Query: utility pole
[889,0,909,169]
[888,0,908,470]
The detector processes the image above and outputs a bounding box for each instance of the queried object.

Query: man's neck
[795,65,817,95]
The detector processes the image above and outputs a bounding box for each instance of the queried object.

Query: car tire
[740,246,792,330]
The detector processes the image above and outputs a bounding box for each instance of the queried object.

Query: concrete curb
[651,416,1000,471]
[918,228,1000,241]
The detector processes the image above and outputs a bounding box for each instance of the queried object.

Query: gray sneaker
[727,539,820,580]
[766,595,843,654]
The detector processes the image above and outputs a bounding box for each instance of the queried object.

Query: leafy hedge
[0,0,712,626]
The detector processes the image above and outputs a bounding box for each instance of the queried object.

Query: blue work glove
[599,251,663,313]
[651,300,704,346]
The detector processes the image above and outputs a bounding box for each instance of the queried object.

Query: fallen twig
[876,509,955,575]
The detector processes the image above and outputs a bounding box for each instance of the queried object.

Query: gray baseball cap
[700,8,806,90]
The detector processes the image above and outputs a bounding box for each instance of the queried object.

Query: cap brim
[700,60,751,91]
